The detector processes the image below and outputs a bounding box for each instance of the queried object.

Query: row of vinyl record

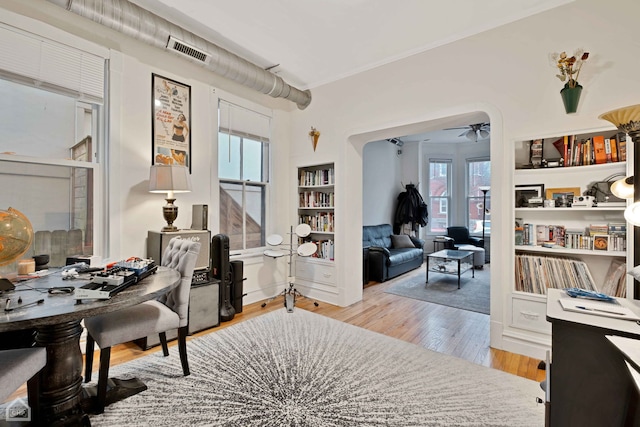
[515,254,626,297]
[515,254,597,295]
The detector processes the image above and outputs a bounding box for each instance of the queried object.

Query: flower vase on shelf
[560,82,582,114]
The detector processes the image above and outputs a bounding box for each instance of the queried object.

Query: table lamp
[149,164,192,231]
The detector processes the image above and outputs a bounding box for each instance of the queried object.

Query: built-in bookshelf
[295,163,336,296]
[297,163,335,261]
[510,129,631,338]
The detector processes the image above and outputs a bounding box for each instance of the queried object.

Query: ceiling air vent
[166,36,210,64]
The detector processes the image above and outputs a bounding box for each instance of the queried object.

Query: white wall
[362,140,403,226]
[0,0,296,305]
[288,0,640,357]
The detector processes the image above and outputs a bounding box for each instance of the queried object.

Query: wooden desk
[0,267,180,426]
[546,289,640,427]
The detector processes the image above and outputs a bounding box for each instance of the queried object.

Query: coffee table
[426,249,474,289]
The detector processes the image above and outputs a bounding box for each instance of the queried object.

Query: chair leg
[85,334,95,383]
[27,370,41,424]
[95,347,111,414]
[178,326,190,376]
[159,332,169,357]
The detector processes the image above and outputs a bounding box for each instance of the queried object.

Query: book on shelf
[610,135,619,162]
[618,134,627,161]
[593,135,606,164]
[589,224,609,236]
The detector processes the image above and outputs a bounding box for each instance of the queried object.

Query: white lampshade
[625,201,640,227]
[611,176,634,199]
[479,129,490,139]
[149,164,192,195]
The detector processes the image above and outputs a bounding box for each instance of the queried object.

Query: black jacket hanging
[393,184,429,234]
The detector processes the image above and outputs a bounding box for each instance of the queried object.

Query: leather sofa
[363,224,424,282]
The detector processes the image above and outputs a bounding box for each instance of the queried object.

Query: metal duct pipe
[47,0,311,109]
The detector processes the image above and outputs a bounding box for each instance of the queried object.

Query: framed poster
[152,74,191,171]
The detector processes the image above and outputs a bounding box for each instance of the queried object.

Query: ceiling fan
[444,123,490,142]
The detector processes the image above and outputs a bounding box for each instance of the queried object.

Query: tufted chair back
[159,237,200,327]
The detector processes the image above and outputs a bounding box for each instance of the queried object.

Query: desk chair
[0,347,46,422]
[84,238,200,413]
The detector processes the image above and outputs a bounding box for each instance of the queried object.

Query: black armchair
[446,226,483,248]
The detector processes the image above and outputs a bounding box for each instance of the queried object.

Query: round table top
[0,266,180,332]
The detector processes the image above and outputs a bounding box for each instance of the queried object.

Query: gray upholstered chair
[83,237,200,413]
[0,347,46,422]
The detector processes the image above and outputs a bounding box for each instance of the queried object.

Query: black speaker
[230,260,245,313]
[211,234,235,322]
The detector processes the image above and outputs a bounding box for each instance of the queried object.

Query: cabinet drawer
[296,260,335,286]
[511,297,551,334]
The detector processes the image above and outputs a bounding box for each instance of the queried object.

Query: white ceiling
[130,0,572,90]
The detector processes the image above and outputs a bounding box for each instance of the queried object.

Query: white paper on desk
[559,298,640,321]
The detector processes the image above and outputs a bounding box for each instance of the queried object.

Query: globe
[0,207,34,266]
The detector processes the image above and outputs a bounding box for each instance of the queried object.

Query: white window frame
[0,19,108,261]
[216,95,272,256]
[466,158,491,236]
[427,159,452,235]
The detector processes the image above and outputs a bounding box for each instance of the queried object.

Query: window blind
[0,24,105,102]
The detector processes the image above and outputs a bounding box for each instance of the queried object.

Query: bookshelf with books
[510,129,632,339]
[295,163,336,292]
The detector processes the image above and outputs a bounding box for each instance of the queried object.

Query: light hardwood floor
[6,266,546,403]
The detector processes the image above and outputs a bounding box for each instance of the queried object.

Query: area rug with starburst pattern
[86,308,543,426]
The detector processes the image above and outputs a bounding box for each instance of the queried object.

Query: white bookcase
[295,163,336,292]
[510,129,631,337]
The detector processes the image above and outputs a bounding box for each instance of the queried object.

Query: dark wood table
[0,267,180,426]
[546,289,640,427]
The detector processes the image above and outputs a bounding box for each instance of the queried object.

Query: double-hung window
[218,100,271,252]
[467,159,491,234]
[428,159,451,233]
[0,23,106,270]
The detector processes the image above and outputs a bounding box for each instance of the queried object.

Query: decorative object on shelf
[584,173,627,205]
[545,187,581,206]
[309,126,320,151]
[262,224,319,312]
[479,186,490,248]
[550,49,589,114]
[515,184,545,208]
[149,164,192,231]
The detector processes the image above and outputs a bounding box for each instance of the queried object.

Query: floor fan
[262,224,319,312]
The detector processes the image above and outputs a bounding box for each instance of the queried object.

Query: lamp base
[162,198,179,232]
